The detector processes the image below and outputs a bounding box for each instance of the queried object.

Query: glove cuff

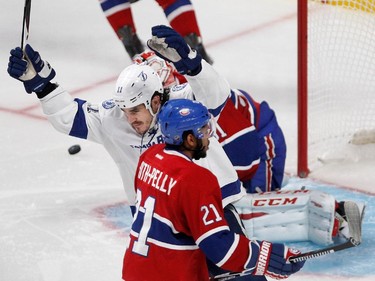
[187,63,202,76]
[36,82,58,99]
[24,68,56,93]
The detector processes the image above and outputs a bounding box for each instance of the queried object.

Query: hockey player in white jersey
[7,32,256,279]
[7,45,241,213]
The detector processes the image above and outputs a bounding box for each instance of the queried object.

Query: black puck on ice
[68,145,81,155]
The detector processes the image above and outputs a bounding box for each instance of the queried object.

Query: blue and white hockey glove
[8,44,56,93]
[248,241,305,279]
[147,25,202,75]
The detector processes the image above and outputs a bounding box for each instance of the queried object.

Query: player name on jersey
[137,160,177,195]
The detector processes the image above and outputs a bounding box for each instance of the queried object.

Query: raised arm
[7,44,105,143]
[147,25,230,117]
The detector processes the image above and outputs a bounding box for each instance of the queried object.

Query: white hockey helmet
[113,64,163,111]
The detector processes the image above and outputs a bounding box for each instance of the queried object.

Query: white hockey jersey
[39,61,244,209]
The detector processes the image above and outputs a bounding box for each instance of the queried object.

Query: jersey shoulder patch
[169,83,194,100]
[102,99,116,109]
[171,83,188,92]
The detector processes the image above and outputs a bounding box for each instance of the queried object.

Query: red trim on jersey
[237,165,259,183]
[332,217,340,237]
[264,134,275,192]
[240,212,268,220]
[266,158,272,192]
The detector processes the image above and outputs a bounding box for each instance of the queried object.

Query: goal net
[298,0,375,177]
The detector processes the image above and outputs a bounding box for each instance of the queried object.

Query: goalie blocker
[234,189,363,246]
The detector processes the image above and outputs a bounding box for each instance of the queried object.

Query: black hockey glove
[8,44,56,93]
[147,25,202,75]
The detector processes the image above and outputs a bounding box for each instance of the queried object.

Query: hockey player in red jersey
[98,0,213,63]
[122,98,304,281]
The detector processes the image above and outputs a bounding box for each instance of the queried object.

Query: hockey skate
[184,33,214,65]
[118,25,145,59]
[335,200,365,243]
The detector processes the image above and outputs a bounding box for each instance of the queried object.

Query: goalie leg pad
[308,190,336,245]
[234,190,336,245]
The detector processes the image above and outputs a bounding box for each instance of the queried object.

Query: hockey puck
[68,145,81,155]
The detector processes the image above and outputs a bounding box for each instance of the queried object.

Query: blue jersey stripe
[69,98,88,139]
[163,0,192,17]
[209,100,226,118]
[132,211,196,247]
[221,179,242,201]
[100,0,128,12]
[199,230,238,264]
[223,133,260,167]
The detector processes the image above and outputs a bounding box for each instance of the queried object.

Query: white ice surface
[1,0,374,280]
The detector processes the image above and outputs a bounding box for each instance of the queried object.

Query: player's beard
[192,139,209,160]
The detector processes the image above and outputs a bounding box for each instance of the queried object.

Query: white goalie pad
[233,189,336,246]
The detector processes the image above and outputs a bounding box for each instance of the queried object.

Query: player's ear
[150,94,161,114]
[184,133,197,149]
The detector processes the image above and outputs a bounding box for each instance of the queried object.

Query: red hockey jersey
[122,144,251,281]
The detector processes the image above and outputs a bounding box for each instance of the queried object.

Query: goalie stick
[211,201,364,281]
[210,238,361,281]
[21,0,32,49]
[288,236,360,263]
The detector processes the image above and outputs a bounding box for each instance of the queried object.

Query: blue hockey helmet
[158,99,213,145]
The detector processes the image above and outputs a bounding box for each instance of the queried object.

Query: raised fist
[147,25,202,75]
[8,44,55,93]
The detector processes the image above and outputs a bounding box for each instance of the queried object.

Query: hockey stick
[21,0,32,49]
[288,237,360,263]
[211,239,359,280]
[210,238,361,280]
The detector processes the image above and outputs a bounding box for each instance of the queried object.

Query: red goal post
[297,0,375,177]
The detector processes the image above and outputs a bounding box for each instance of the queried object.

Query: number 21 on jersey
[132,189,223,256]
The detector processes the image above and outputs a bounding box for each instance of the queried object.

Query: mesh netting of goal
[305,0,375,170]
